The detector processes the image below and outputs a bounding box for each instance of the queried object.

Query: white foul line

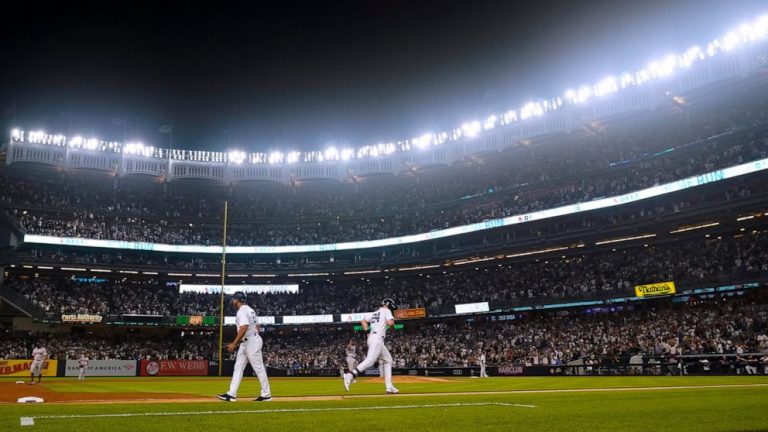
[20,402,536,426]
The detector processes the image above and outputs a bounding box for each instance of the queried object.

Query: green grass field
[2,376,767,432]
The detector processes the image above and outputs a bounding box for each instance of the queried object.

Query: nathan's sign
[394,308,427,320]
[635,281,676,298]
[61,314,103,323]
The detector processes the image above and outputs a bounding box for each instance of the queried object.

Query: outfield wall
[63,360,138,377]
[0,359,58,377]
[4,355,765,378]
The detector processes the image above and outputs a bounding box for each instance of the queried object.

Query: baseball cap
[232,291,247,302]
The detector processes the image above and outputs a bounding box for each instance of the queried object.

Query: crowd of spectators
[3,89,768,246]
[3,299,767,371]
[0,331,213,361]
[6,229,768,317]
[264,300,768,370]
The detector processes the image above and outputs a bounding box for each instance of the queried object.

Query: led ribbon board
[22,157,768,254]
[179,284,299,294]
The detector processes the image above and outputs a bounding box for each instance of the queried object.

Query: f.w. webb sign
[139,359,208,376]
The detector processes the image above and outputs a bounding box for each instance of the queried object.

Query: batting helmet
[381,298,397,310]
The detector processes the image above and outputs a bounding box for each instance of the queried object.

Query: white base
[17,397,45,403]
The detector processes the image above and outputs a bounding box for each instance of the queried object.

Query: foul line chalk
[20,402,535,426]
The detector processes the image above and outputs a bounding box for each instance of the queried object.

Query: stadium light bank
[10,14,768,165]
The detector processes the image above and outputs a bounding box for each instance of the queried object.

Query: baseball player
[345,340,358,383]
[343,298,398,394]
[217,291,272,402]
[479,351,489,378]
[29,344,48,385]
[78,353,89,381]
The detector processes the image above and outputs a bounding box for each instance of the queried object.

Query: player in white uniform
[345,340,358,383]
[343,298,398,394]
[345,340,357,371]
[479,352,488,378]
[30,345,48,384]
[78,353,89,381]
[217,291,272,402]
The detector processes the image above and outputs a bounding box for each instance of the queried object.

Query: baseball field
[2,375,767,431]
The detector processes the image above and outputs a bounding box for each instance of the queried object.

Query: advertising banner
[455,302,490,314]
[282,314,334,324]
[495,365,525,376]
[139,359,208,376]
[394,308,427,320]
[64,360,137,377]
[635,281,676,297]
[0,359,58,377]
[224,316,275,326]
[61,313,103,323]
[340,312,371,323]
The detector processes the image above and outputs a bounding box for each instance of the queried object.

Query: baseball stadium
[1,2,768,431]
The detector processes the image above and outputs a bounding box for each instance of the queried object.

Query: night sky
[1,0,765,151]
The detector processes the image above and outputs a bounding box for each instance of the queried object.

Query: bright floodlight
[28,130,46,143]
[564,87,591,104]
[228,150,245,164]
[723,31,741,51]
[124,142,144,155]
[521,102,547,120]
[619,73,634,88]
[86,138,99,150]
[286,151,301,164]
[483,115,497,130]
[461,121,481,138]
[324,147,339,160]
[414,133,433,149]
[12,14,768,165]
[341,148,354,161]
[268,151,283,164]
[501,110,518,125]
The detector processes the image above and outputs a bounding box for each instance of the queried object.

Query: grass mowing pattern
[2,376,767,431]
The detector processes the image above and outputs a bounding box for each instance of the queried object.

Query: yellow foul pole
[217,201,228,376]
